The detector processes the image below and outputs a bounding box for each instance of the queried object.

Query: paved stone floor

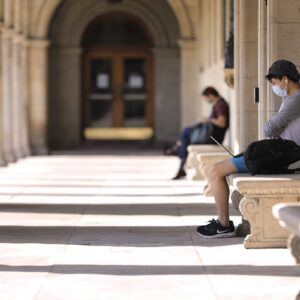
[0,153,299,300]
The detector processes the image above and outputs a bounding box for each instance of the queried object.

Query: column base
[0,153,7,167]
[4,150,17,163]
[31,144,49,155]
[22,147,31,157]
[14,148,26,160]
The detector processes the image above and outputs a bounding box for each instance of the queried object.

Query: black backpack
[236,138,300,175]
[190,122,215,145]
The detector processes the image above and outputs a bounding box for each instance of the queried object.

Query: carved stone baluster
[239,197,260,248]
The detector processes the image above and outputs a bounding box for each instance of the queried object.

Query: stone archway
[30,0,197,150]
[32,0,194,40]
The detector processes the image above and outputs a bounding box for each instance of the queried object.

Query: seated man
[170,87,230,180]
[196,59,300,238]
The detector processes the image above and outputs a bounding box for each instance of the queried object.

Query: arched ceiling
[32,0,194,44]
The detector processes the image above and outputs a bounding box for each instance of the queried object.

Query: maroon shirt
[210,98,230,143]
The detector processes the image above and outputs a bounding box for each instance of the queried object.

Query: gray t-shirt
[263,89,300,146]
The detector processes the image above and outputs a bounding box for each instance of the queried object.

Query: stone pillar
[0,24,7,166]
[19,38,31,156]
[1,28,16,162]
[258,0,268,139]
[28,39,50,155]
[234,0,259,152]
[267,0,300,120]
[178,39,198,128]
[48,47,82,149]
[152,47,180,142]
[11,34,25,158]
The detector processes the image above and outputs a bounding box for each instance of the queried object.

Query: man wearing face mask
[196,59,300,239]
[166,86,229,180]
[264,60,300,143]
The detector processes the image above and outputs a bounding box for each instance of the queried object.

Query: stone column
[258,0,268,139]
[1,28,16,162]
[0,23,7,166]
[178,39,198,128]
[28,39,50,155]
[48,47,82,150]
[19,37,30,156]
[11,33,25,158]
[233,0,259,152]
[19,0,30,156]
[152,47,180,142]
[267,0,300,120]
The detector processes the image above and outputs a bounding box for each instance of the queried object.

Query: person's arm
[263,96,300,138]
[198,115,227,128]
[210,115,227,128]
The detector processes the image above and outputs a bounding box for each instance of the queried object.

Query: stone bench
[273,203,300,263]
[227,174,300,249]
[186,145,229,180]
[197,152,231,196]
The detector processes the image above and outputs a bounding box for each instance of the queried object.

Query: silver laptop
[210,136,234,157]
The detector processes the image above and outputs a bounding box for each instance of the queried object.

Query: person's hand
[198,117,209,123]
[272,128,285,138]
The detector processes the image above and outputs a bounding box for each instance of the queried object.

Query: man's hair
[266,74,299,83]
[202,86,220,97]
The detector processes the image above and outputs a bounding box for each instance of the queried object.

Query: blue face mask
[207,99,213,105]
[272,79,288,97]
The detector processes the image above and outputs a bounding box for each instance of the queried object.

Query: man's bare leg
[210,159,237,227]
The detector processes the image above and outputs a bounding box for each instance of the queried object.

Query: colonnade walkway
[0,152,299,299]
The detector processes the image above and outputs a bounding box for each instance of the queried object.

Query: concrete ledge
[186,145,228,180]
[273,203,300,264]
[228,174,300,249]
[197,152,231,196]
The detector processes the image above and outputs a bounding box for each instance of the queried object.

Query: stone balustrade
[186,145,228,180]
[197,152,231,196]
[273,203,300,264]
[227,174,300,249]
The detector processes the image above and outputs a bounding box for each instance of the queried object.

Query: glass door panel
[123,58,147,127]
[90,58,113,127]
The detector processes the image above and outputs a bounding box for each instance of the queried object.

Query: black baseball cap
[266,59,300,81]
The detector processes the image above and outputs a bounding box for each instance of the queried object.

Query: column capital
[177,38,197,50]
[29,39,50,49]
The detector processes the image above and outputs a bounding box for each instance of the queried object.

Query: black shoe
[197,219,235,238]
[172,169,186,180]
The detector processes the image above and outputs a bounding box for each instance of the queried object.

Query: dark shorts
[230,155,248,173]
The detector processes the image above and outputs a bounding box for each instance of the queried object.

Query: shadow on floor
[0,192,203,197]
[0,264,298,277]
[0,225,244,247]
[0,203,241,216]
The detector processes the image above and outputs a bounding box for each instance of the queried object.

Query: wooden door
[83,48,154,139]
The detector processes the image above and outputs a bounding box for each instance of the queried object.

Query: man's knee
[210,162,224,180]
[210,160,235,180]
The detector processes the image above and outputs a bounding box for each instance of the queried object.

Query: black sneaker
[172,169,186,180]
[197,219,235,238]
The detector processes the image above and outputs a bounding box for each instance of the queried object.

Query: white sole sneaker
[197,230,236,239]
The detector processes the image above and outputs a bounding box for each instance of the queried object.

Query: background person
[170,86,230,180]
